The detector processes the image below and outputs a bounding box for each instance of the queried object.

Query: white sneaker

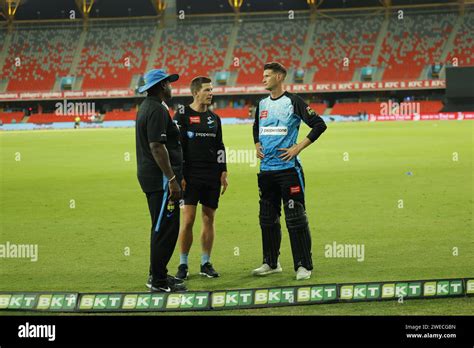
[296,266,311,280]
[251,263,282,276]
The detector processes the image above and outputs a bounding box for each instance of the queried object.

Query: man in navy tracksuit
[252,62,327,280]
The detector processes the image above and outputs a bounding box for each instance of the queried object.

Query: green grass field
[0,121,473,315]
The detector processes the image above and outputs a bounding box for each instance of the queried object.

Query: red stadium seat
[233,21,306,85]
[103,109,136,121]
[379,13,456,80]
[212,107,250,118]
[153,23,230,87]
[0,112,24,124]
[78,23,155,90]
[28,113,89,123]
[1,27,81,92]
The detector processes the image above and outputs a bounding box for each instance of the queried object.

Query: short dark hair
[190,76,212,95]
[264,62,287,77]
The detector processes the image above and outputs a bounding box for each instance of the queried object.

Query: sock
[201,253,210,266]
[179,253,188,266]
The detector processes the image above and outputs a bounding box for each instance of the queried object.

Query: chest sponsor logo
[187,131,215,138]
[290,186,301,194]
[260,110,268,119]
[189,116,201,124]
[260,126,288,136]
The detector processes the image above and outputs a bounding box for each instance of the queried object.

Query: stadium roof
[0,0,465,21]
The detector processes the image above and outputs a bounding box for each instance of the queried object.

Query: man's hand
[278,138,312,161]
[181,178,186,192]
[278,143,302,161]
[169,179,181,202]
[255,142,264,159]
[220,171,228,195]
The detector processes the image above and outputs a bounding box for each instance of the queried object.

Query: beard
[163,89,172,102]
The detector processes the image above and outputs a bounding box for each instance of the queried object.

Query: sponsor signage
[0,293,78,311]
[0,292,210,312]
[369,112,474,121]
[78,292,210,311]
[0,80,447,101]
[0,278,471,312]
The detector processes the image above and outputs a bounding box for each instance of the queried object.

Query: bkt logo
[0,293,77,310]
[212,286,338,308]
[339,280,464,300]
[79,293,209,310]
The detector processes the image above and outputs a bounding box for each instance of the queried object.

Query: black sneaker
[175,264,189,280]
[146,275,184,289]
[168,275,185,284]
[200,262,219,278]
[150,278,187,293]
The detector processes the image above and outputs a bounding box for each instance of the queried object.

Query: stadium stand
[0,29,5,54]
[0,112,24,124]
[331,102,382,116]
[378,12,457,80]
[212,106,250,118]
[232,19,307,85]
[306,16,383,82]
[103,109,136,121]
[155,23,231,87]
[27,113,90,123]
[0,10,472,93]
[418,100,443,113]
[78,23,155,90]
[101,107,252,121]
[309,103,328,115]
[1,27,81,91]
[446,11,474,66]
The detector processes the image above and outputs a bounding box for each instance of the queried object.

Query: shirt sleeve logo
[306,106,316,116]
[189,116,201,124]
[260,110,268,119]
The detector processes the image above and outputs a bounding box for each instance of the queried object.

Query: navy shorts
[183,176,221,209]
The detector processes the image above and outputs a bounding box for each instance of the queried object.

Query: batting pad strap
[284,201,313,271]
[259,199,279,226]
[283,201,308,230]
